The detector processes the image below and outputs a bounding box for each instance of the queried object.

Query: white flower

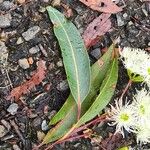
[132,88,150,124]
[136,123,150,144]
[108,98,136,137]
[120,47,150,83]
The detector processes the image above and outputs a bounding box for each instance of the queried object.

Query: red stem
[45,134,87,150]
[71,114,107,136]
[120,80,132,99]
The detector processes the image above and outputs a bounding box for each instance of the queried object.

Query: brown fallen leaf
[79,0,122,14]
[6,60,46,101]
[83,13,111,48]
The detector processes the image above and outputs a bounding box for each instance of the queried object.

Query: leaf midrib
[76,59,116,126]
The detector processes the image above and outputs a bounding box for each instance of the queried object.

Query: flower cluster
[108,88,150,144]
[119,47,150,86]
[108,47,150,145]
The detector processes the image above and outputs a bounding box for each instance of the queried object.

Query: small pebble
[41,120,49,131]
[116,14,125,26]
[0,13,12,28]
[0,1,15,11]
[57,80,69,91]
[32,117,42,129]
[52,0,61,6]
[22,26,40,41]
[16,0,25,4]
[123,13,128,18]
[56,60,63,67]
[28,57,34,65]
[38,44,48,57]
[1,120,11,131]
[0,41,8,55]
[7,103,19,115]
[38,6,46,13]
[13,144,21,150]
[29,46,40,54]
[128,21,133,26]
[90,48,101,60]
[18,58,30,69]
[16,37,23,45]
[0,125,7,138]
[37,131,45,141]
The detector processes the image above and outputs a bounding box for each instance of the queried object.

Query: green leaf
[43,45,114,144]
[127,69,144,82]
[75,58,118,127]
[118,147,129,150]
[50,45,114,125]
[47,6,91,104]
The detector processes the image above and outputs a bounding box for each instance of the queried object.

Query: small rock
[41,120,49,131]
[56,60,63,67]
[128,21,133,26]
[116,14,124,26]
[0,13,12,28]
[0,125,7,138]
[38,6,46,13]
[13,144,21,150]
[57,80,69,91]
[28,57,34,65]
[52,0,61,6]
[1,134,14,141]
[18,58,30,69]
[38,44,48,57]
[7,103,19,115]
[0,41,8,56]
[0,1,15,11]
[1,120,11,131]
[43,0,49,2]
[37,131,45,141]
[90,48,101,60]
[32,117,42,129]
[123,13,128,18]
[22,26,40,41]
[29,45,40,54]
[16,0,25,4]
[16,37,23,45]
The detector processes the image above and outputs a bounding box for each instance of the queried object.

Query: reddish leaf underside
[83,13,111,48]
[79,0,122,14]
[7,60,46,101]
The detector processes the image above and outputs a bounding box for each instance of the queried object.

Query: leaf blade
[50,45,114,126]
[76,58,118,127]
[43,45,114,143]
[47,6,91,104]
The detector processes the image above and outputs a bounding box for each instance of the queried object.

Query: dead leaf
[6,60,46,101]
[83,13,111,48]
[79,0,122,13]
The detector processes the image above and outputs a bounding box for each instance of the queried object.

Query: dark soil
[0,0,149,150]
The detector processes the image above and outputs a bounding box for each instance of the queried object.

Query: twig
[5,69,13,88]
[45,133,88,150]
[120,80,132,99]
[10,120,25,144]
